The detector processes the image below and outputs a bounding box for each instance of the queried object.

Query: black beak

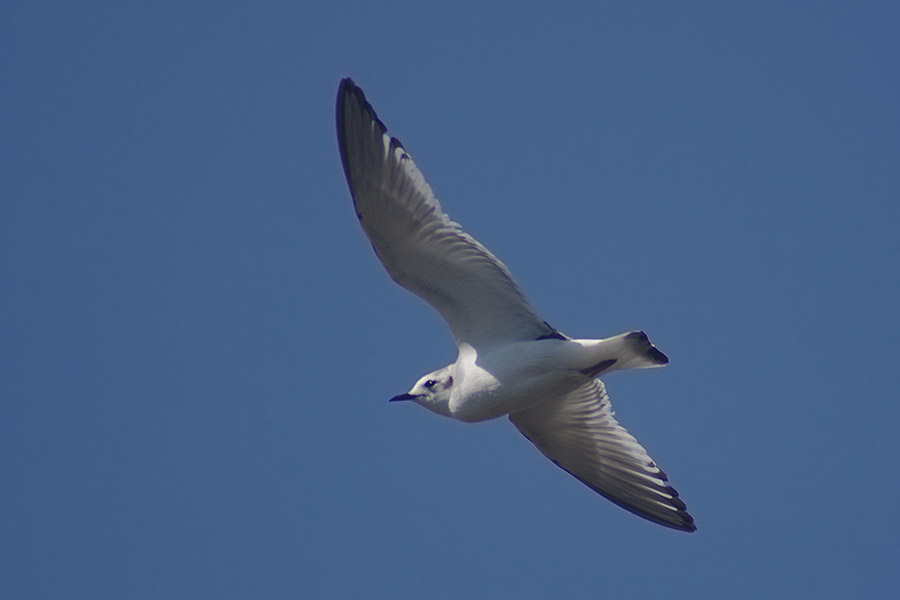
[389,393,418,402]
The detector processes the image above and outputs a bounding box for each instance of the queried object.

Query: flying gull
[336,78,695,532]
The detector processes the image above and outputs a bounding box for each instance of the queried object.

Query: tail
[579,331,668,377]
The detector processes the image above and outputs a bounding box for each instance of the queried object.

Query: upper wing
[509,378,696,532]
[336,79,557,350]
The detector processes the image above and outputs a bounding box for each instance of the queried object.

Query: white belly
[447,340,585,422]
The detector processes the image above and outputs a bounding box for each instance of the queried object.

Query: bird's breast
[448,341,583,422]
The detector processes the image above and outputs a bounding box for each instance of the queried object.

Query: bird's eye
[424,379,436,388]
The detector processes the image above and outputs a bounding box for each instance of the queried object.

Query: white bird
[336,78,696,532]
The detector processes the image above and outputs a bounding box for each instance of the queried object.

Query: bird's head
[390,366,454,417]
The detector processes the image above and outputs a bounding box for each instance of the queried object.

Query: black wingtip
[336,77,393,176]
[336,77,389,139]
[335,78,357,187]
[336,77,381,200]
[336,78,416,225]
[338,76,354,95]
[336,77,358,118]
[337,77,362,103]
[673,507,698,532]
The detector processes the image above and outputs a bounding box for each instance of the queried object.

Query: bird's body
[336,78,696,532]
[421,334,663,423]
[446,339,581,423]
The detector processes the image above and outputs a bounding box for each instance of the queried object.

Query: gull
[336,78,696,532]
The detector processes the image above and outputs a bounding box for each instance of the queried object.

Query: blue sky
[3,2,899,598]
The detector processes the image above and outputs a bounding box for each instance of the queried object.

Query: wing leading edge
[337,79,556,349]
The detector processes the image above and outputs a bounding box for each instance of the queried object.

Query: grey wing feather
[509,378,696,532]
[336,79,555,349]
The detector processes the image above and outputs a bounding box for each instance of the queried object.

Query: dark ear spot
[447,376,453,386]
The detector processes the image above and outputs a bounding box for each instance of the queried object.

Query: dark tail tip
[648,345,669,365]
[625,331,669,366]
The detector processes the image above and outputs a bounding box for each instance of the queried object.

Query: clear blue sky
[3,2,899,598]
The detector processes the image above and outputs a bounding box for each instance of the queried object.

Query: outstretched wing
[336,79,557,350]
[509,378,696,532]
